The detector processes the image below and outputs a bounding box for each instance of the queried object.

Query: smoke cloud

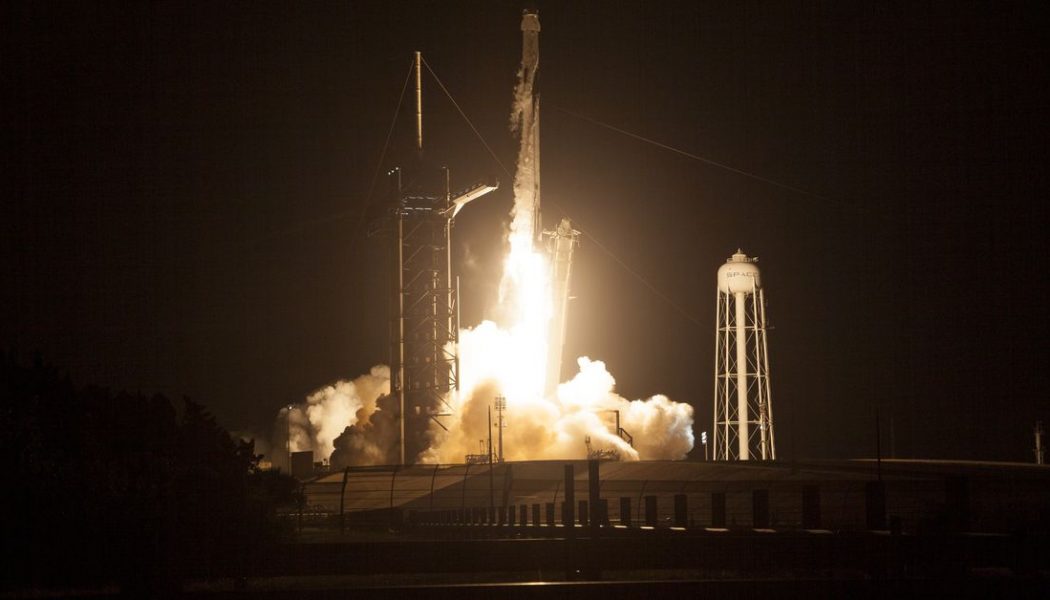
[423,352,693,463]
[418,18,695,463]
[273,15,694,467]
[274,365,392,467]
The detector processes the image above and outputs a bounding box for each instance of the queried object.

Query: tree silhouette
[0,352,295,592]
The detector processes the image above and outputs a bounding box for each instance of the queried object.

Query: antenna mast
[414,51,423,153]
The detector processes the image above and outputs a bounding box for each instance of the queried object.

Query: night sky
[4,1,1047,462]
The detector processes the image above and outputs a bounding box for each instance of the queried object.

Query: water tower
[713,250,776,461]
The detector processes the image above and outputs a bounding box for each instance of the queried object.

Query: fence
[300,459,1050,535]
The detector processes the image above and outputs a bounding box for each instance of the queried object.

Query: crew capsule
[521,9,540,32]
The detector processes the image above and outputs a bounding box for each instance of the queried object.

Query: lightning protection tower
[713,250,776,461]
[368,52,496,465]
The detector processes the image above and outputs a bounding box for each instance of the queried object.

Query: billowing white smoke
[278,17,695,466]
[423,354,694,462]
[278,365,390,463]
[419,21,695,463]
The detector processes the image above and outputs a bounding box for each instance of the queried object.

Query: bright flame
[418,25,694,463]
[278,31,694,466]
[422,222,695,463]
[421,131,694,462]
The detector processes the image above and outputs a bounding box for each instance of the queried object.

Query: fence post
[588,459,601,536]
[563,464,575,537]
[753,489,770,528]
[339,466,350,535]
[674,494,687,528]
[711,492,726,527]
[802,485,821,529]
[460,463,471,513]
[598,499,609,527]
[429,463,440,512]
[644,495,658,527]
[620,497,632,527]
[388,464,400,530]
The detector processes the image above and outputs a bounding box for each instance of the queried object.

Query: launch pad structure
[369,52,496,465]
[369,11,583,465]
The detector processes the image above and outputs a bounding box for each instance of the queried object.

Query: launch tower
[369,53,495,464]
[713,250,776,461]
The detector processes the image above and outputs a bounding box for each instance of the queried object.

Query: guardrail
[304,460,1030,536]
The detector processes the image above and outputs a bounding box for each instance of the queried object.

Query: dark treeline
[0,353,299,593]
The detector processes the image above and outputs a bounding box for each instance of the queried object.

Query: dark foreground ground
[7,528,1049,598]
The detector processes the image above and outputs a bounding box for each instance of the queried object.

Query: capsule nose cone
[521,9,541,32]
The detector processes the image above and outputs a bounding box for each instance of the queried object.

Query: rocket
[520,9,540,87]
[521,9,541,237]
[518,9,582,396]
[513,9,542,240]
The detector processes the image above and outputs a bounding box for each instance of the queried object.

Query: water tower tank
[717,250,760,294]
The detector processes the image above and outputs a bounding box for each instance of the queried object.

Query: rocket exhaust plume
[421,9,694,463]
[275,10,694,466]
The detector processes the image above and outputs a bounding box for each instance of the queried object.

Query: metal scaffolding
[368,52,495,464]
[369,168,458,464]
[713,250,776,461]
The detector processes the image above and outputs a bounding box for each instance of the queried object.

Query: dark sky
[4,1,1048,462]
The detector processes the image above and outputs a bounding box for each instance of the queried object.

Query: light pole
[495,396,506,463]
[702,431,709,461]
[286,404,295,473]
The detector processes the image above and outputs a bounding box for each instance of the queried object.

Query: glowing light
[278,18,694,465]
[423,134,695,463]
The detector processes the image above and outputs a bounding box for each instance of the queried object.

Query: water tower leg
[736,291,749,460]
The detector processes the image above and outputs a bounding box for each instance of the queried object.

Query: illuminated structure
[372,10,581,464]
[1037,421,1045,465]
[543,218,579,395]
[515,8,581,398]
[713,250,776,461]
[370,52,495,464]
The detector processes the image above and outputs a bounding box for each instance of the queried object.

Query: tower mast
[713,250,776,461]
[414,51,423,153]
[371,50,496,465]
